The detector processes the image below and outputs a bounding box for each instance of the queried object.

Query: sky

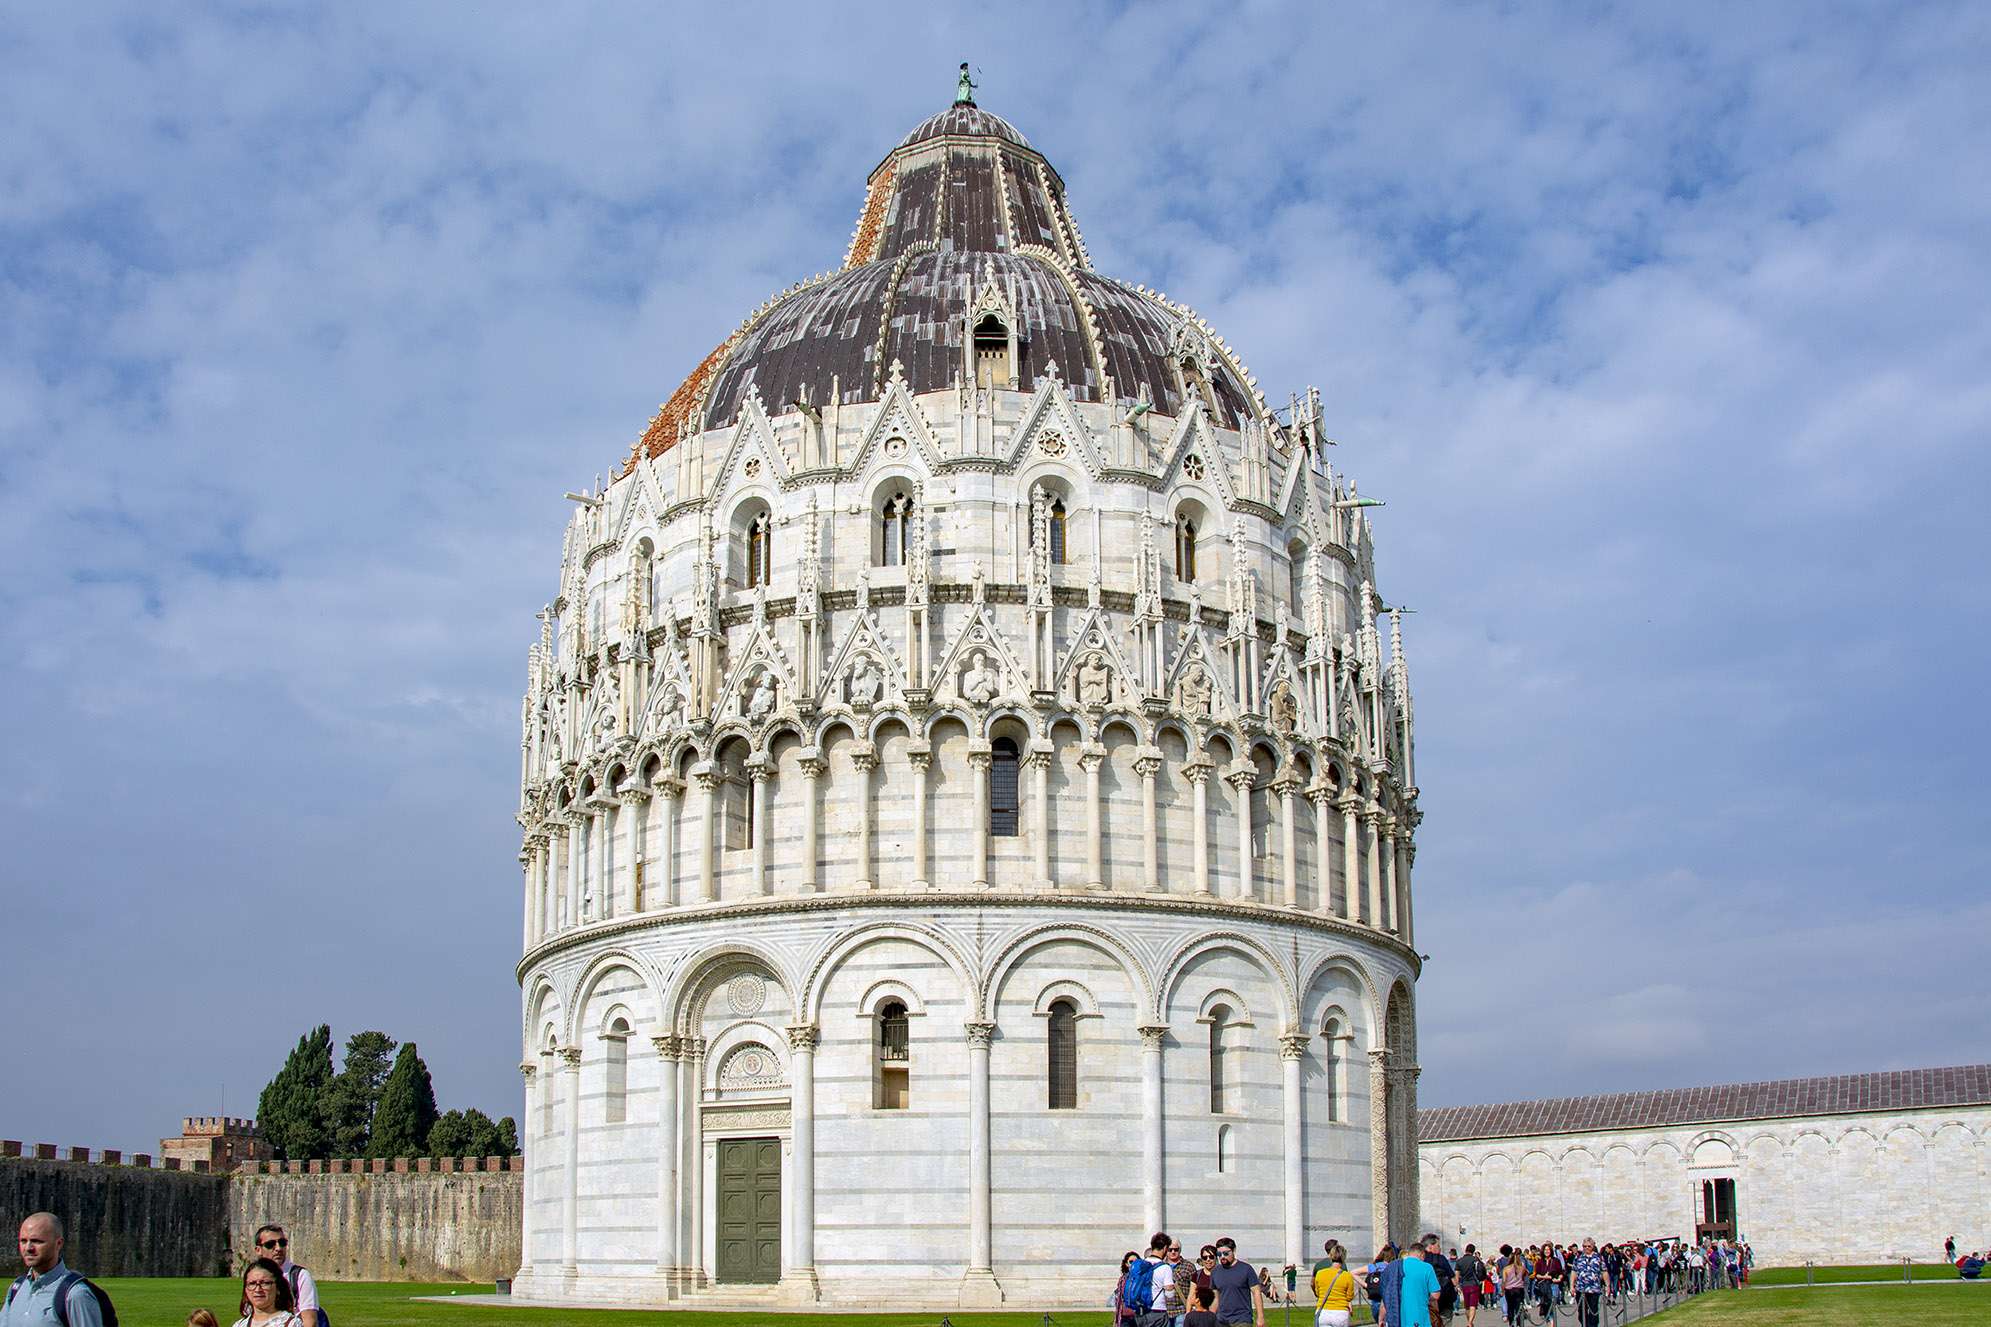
[2,1,1988,1156]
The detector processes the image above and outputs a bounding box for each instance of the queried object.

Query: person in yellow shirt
[1314,1245,1359,1327]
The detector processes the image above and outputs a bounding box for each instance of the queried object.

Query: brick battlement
[182,1116,261,1136]
[1,1141,520,1175]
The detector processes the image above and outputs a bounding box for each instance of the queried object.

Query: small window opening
[1216,1122,1235,1173]
[1209,1003,1231,1114]
[1288,540,1308,613]
[974,315,1011,389]
[1048,499,1067,566]
[1176,517,1197,582]
[746,513,771,589]
[881,492,912,567]
[1048,999,1078,1110]
[1322,1017,1343,1122]
[604,1019,629,1124]
[876,1000,910,1109]
[989,738,1020,837]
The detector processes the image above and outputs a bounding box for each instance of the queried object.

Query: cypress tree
[255,1025,335,1160]
[325,1030,397,1157]
[369,1042,439,1158]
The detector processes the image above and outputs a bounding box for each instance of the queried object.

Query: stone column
[1026,743,1053,889]
[1281,1034,1309,1270]
[1140,1025,1168,1233]
[747,757,773,896]
[1364,808,1384,931]
[682,1037,705,1288]
[1368,1047,1390,1247]
[782,1025,820,1301]
[656,777,683,908]
[1308,786,1337,917]
[1340,796,1362,923]
[1398,839,1415,946]
[1228,765,1257,901]
[851,743,878,890]
[1185,759,1214,896]
[522,837,543,949]
[621,790,649,914]
[961,1021,1003,1305]
[561,1046,582,1273]
[1277,777,1300,909]
[968,744,993,890]
[1378,816,1397,934]
[908,744,932,889]
[519,1062,541,1272]
[651,1036,680,1283]
[1134,751,1162,893]
[692,763,719,903]
[1080,743,1105,891]
[798,750,825,894]
[568,815,586,924]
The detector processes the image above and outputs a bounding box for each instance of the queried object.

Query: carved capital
[518,1061,537,1080]
[1182,758,1214,786]
[744,756,774,782]
[1078,748,1105,773]
[1226,766,1257,793]
[1132,755,1163,779]
[558,1046,582,1069]
[691,763,723,793]
[850,742,879,774]
[655,775,686,801]
[907,747,933,772]
[963,1021,997,1048]
[785,1023,821,1053]
[798,754,827,780]
[1138,1025,1169,1052]
[966,751,993,773]
[1280,1033,1311,1060]
[650,1035,681,1060]
[1019,748,1051,772]
[619,787,651,807]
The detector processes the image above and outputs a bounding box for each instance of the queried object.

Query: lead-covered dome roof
[633,91,1264,458]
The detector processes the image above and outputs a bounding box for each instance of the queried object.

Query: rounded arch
[1156,930,1295,1029]
[523,975,562,1050]
[801,920,978,1025]
[660,939,801,1037]
[855,978,930,1019]
[864,708,918,745]
[1196,987,1254,1026]
[983,922,1154,1023]
[722,489,776,590]
[598,1005,635,1039]
[1382,975,1416,1059]
[1300,955,1381,1044]
[977,704,1037,743]
[1030,979,1104,1020]
[565,948,666,1044]
[703,1019,789,1090]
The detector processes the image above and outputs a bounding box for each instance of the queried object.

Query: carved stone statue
[650,681,683,736]
[747,671,778,722]
[1270,679,1298,736]
[1076,653,1113,708]
[962,650,1001,706]
[847,654,883,708]
[1179,662,1212,717]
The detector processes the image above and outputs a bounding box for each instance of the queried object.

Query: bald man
[3,1214,104,1327]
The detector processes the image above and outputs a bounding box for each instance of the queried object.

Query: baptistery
[513,79,1423,1308]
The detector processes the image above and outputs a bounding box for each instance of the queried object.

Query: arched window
[974,314,1011,389]
[1322,1016,1345,1123]
[1047,998,1078,1109]
[990,737,1020,837]
[539,1044,556,1135]
[876,1000,910,1109]
[1288,539,1308,613]
[880,491,913,567]
[1176,516,1197,582]
[1048,499,1067,566]
[604,1017,629,1123]
[746,513,771,589]
[1209,1003,1232,1113]
[1216,1122,1235,1173]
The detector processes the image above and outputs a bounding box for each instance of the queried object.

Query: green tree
[495,1115,518,1156]
[325,1030,397,1157]
[369,1042,439,1158]
[426,1107,520,1158]
[256,1025,335,1161]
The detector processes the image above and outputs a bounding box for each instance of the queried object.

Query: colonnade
[522,746,1415,950]
[521,1017,1362,1297]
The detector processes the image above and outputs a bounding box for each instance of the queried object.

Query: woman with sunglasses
[234,1259,301,1327]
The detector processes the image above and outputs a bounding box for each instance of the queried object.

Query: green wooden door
[716,1136,781,1284]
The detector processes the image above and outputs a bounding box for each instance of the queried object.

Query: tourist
[1366,1246,1396,1325]
[1421,1236,1456,1327]
[1117,1251,1145,1327]
[1314,1244,1359,1327]
[1166,1238,1196,1327]
[1210,1238,1265,1327]
[1946,1235,1957,1263]
[1379,1236,1441,1327]
[234,1259,300,1327]
[1566,1238,1609,1327]
[4,1214,104,1327]
[251,1225,321,1327]
[1186,1284,1223,1327]
[1496,1245,1526,1327]
[1195,1247,1220,1297]
[1452,1245,1486,1327]
[189,1313,220,1327]
[1135,1233,1176,1327]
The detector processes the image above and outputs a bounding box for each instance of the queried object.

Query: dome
[634,95,1263,453]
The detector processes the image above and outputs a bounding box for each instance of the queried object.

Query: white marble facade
[1418,1098,1991,1265]
[511,91,1423,1308]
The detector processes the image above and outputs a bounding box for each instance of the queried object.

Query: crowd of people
[5,1213,324,1327]
[1111,1230,1753,1327]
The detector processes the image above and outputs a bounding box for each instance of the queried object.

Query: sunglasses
[260,1239,288,1248]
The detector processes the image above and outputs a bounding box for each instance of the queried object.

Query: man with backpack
[251,1226,321,1327]
[1452,1245,1486,1327]
[5,1214,107,1327]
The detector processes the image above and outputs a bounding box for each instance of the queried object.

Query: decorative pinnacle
[956,62,977,106]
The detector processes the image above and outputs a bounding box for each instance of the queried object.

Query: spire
[955,62,977,106]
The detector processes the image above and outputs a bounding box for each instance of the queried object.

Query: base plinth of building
[959,1268,1005,1307]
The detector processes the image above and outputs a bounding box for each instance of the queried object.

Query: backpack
[6,1271,118,1327]
[284,1268,329,1327]
[1124,1258,1159,1313]
[1364,1267,1384,1300]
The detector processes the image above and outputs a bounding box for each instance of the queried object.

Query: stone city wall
[2,1142,522,1282]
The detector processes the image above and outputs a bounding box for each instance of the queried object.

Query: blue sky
[3,2,1987,1155]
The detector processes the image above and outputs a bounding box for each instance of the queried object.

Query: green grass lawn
[1747,1263,1961,1285]
[1659,1283,1986,1327]
[95,1280,1070,1327]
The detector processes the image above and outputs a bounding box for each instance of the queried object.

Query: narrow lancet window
[1047,999,1078,1109]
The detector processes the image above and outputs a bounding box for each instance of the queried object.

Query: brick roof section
[1418,1064,1991,1143]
